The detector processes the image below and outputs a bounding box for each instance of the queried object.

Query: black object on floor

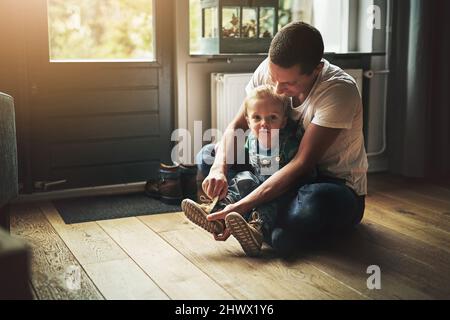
[53,193,182,224]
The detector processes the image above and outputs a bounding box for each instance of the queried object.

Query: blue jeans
[197,144,365,256]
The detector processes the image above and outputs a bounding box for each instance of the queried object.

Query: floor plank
[368,176,450,215]
[140,213,367,300]
[140,211,189,234]
[40,202,168,300]
[364,203,450,253]
[11,204,103,300]
[370,174,450,204]
[306,222,449,299]
[98,217,234,300]
[141,212,450,299]
[356,220,450,276]
[10,174,450,300]
[366,192,450,233]
[41,202,129,264]
[83,259,169,300]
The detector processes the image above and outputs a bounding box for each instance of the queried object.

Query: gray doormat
[53,193,182,224]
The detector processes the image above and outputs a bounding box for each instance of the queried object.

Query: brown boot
[181,197,225,234]
[225,211,263,257]
[145,163,183,204]
[179,163,198,201]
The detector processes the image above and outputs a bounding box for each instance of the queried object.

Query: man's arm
[208,123,342,218]
[203,102,249,200]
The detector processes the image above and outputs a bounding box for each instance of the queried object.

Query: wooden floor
[10,174,450,300]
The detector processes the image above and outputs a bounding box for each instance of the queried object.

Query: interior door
[26,0,174,191]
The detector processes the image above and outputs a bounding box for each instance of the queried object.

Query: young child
[182,85,304,256]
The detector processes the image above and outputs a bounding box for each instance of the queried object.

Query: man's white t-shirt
[246,58,368,195]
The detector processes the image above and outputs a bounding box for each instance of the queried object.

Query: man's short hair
[244,85,291,118]
[269,21,324,75]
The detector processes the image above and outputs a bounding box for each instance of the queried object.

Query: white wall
[175,0,265,162]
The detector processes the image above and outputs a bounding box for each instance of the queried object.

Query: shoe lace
[199,195,212,204]
[198,196,219,214]
[248,211,263,231]
[199,194,236,212]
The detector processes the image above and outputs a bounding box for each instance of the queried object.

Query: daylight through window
[47,0,155,62]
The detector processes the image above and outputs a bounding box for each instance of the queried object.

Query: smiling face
[246,97,287,149]
[268,61,322,99]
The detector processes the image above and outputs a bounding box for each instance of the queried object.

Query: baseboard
[15,182,146,203]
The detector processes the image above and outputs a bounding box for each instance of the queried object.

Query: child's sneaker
[225,211,263,257]
[181,197,225,234]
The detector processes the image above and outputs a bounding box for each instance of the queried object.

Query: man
[198,22,368,256]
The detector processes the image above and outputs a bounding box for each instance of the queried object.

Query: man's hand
[202,170,228,200]
[208,202,251,241]
[208,201,251,220]
[207,203,239,221]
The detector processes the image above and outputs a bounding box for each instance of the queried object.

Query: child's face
[246,98,287,149]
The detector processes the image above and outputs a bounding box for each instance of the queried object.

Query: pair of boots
[145,163,199,205]
[181,197,264,257]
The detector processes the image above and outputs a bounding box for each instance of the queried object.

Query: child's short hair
[244,85,291,118]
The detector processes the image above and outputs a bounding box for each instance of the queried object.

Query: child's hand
[213,228,231,241]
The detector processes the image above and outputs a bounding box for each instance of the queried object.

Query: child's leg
[215,171,261,210]
[249,202,278,245]
[222,172,275,256]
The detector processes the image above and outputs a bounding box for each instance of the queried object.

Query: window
[190,0,380,54]
[47,0,155,62]
[190,0,202,54]
[278,0,353,53]
[305,0,350,52]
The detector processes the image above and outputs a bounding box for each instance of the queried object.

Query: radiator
[211,73,253,133]
[211,69,363,132]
